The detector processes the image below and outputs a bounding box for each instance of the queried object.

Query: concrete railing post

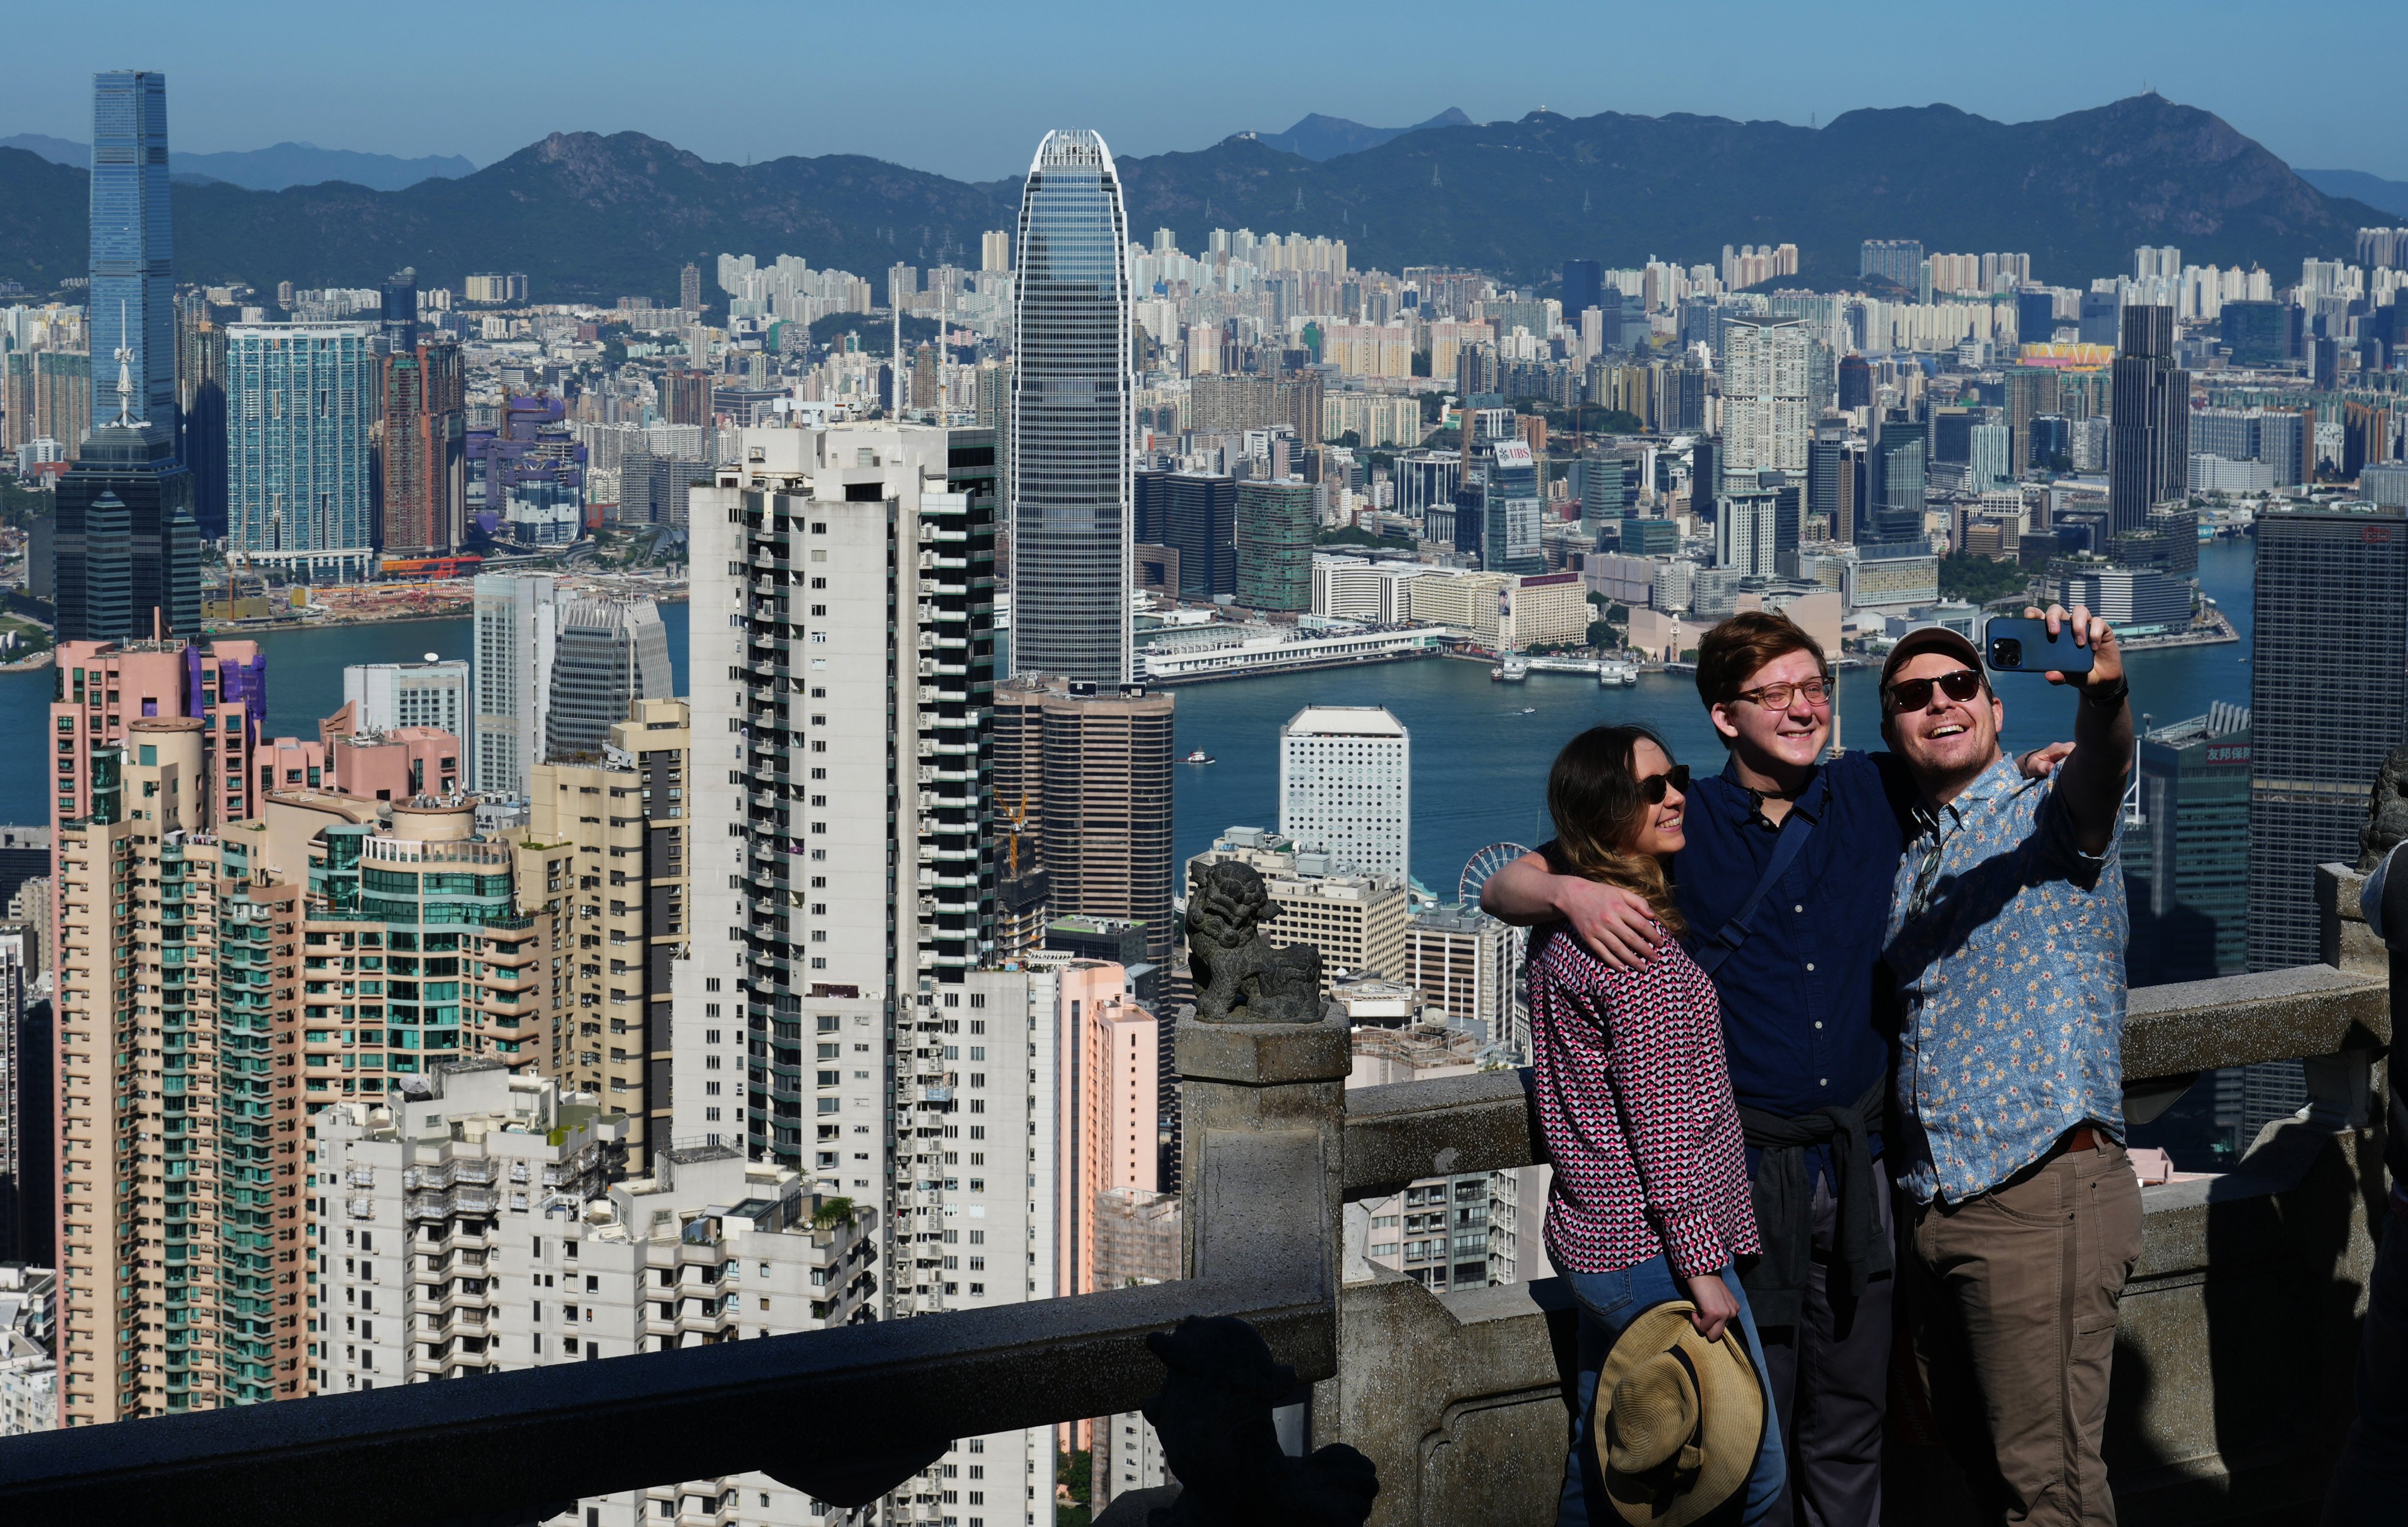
[2313,862,2383,1127]
[1176,1000,1351,1289]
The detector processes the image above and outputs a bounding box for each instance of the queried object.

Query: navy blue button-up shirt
[1670,751,1914,1178]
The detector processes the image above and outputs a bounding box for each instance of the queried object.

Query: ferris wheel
[1460,842,1534,909]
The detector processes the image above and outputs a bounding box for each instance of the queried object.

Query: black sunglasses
[1885,668,1985,714]
[1638,763,1691,803]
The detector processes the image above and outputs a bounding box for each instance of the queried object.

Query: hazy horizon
[7,0,2406,183]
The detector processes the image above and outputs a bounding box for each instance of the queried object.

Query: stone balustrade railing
[0,867,2389,1526]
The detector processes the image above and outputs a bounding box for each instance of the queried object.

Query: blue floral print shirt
[1884,754,2129,1204]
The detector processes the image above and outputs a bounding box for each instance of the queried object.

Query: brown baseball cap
[1879,626,1985,695]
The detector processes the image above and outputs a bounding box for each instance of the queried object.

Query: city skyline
[3,38,2404,1517]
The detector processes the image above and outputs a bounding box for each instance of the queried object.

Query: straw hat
[1594,1301,1766,1526]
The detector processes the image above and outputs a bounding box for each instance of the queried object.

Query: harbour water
[1173,538,2256,896]
[0,540,2255,903]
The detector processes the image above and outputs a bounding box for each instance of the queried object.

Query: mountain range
[0,95,2387,306]
[1251,109,1474,161]
[0,134,476,192]
[2295,168,2408,219]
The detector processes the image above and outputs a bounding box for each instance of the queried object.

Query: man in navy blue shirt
[1489,612,2063,1527]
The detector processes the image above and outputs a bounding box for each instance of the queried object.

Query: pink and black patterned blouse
[1526,917,1761,1278]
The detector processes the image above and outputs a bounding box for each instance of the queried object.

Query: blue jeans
[1558,1255,1787,1527]
[2326,1201,2408,1524]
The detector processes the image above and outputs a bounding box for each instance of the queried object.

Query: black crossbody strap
[1694,785,1819,979]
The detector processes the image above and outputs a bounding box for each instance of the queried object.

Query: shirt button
[1819,1079,1829,1086]
[1805,962,1815,972]
[1814,1021,1823,1029]
[1794,904,1803,913]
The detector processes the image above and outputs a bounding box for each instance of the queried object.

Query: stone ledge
[2125,964,2388,1079]
[1178,1009,1353,1087]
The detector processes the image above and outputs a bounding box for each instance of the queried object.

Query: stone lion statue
[2360,742,2408,870]
[1185,860,1323,1024]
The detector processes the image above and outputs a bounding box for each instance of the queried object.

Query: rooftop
[1283,705,1409,737]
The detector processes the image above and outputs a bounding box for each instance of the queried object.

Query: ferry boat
[1181,749,1216,765]
[1597,659,1637,688]
[1491,657,1530,682]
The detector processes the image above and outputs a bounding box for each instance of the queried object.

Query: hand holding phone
[1985,616,2096,677]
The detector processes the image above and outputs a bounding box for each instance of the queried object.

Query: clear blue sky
[11,0,2404,182]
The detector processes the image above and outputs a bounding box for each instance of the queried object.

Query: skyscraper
[1235,477,1317,610]
[1133,470,1235,600]
[471,571,557,801]
[674,424,998,1180]
[226,322,378,581]
[1562,260,1603,326]
[1009,130,1135,683]
[88,72,178,444]
[174,320,226,548]
[1807,426,1859,543]
[1479,441,1545,575]
[2128,704,2252,987]
[379,267,418,352]
[2110,306,2188,537]
[679,263,702,313]
[1719,317,1809,475]
[1858,239,1924,291]
[2248,505,2408,970]
[1715,485,1780,576]
[529,698,692,1169]
[1867,416,1928,547]
[52,341,199,643]
[543,594,673,761]
[1034,682,1175,967]
[1280,706,1410,880]
[376,336,464,555]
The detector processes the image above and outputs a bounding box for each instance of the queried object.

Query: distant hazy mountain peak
[1253,108,1471,161]
[0,133,473,191]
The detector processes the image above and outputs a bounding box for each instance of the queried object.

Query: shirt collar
[1715,757,1828,825]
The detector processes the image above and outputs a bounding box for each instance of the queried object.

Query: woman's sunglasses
[1884,669,1985,714]
[1638,764,1691,803]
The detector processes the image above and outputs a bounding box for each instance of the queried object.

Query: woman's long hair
[1545,724,1685,936]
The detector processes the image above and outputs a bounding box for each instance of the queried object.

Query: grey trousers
[1756,1167,1894,1527]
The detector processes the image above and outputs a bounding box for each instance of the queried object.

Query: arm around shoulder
[1483,851,1663,968]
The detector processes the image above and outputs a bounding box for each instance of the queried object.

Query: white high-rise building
[471,571,557,801]
[1279,706,1411,880]
[1716,489,1779,577]
[680,426,1068,1525]
[313,1062,881,1526]
[344,659,470,739]
[1720,317,1810,476]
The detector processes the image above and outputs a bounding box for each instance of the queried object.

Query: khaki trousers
[1905,1137,2144,1527]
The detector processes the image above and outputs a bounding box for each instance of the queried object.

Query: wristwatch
[2080,676,2130,711]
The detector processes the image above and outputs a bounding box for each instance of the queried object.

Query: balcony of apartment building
[5,857,2402,1523]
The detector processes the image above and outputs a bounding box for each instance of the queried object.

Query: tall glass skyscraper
[226,322,378,582]
[89,71,178,440]
[1009,129,1133,683]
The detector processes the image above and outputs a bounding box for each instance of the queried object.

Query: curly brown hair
[1546,724,1685,935]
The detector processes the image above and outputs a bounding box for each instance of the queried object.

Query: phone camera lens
[1993,639,2021,668]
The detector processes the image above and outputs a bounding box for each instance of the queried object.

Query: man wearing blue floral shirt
[1878,608,2138,1527]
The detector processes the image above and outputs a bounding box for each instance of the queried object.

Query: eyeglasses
[1638,764,1691,803]
[1733,676,1832,709]
[1885,668,1985,714]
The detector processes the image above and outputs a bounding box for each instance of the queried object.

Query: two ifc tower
[1009,129,1138,687]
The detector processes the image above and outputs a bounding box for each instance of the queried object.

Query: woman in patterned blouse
[1530,725,1784,1526]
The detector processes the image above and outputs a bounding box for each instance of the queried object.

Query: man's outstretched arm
[1481,851,1663,967]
